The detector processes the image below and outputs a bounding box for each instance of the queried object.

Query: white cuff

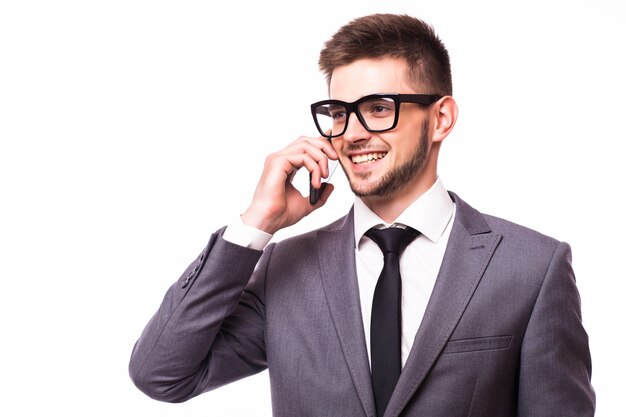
[222,216,273,250]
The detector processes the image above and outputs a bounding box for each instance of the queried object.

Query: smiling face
[329,57,438,209]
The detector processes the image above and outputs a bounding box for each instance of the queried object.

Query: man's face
[329,58,433,201]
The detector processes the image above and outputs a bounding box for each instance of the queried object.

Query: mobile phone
[309,159,339,205]
[309,175,328,205]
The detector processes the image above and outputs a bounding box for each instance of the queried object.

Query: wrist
[241,208,281,235]
[224,216,273,250]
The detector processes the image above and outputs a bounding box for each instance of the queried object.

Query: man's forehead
[329,57,415,101]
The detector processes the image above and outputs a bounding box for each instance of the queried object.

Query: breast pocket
[443,335,512,354]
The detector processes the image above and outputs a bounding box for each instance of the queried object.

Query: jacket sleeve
[128,228,272,402]
[518,242,595,416]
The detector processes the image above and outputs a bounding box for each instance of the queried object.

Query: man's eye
[372,105,389,113]
[367,105,393,117]
[362,99,395,117]
[331,111,346,120]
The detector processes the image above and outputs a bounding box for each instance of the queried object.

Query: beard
[343,120,430,198]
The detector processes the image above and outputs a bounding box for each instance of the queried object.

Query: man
[129,13,595,416]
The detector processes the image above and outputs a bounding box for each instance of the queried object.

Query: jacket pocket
[443,335,512,354]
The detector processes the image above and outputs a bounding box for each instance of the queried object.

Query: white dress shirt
[223,177,455,367]
[353,177,455,367]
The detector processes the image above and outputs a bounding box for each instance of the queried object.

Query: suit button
[182,270,195,288]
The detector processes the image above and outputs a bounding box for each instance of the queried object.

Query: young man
[129,14,595,416]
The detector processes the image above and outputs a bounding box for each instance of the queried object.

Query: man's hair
[318,14,452,96]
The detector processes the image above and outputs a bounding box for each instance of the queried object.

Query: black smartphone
[309,174,328,205]
[309,158,339,205]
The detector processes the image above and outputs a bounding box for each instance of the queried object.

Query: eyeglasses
[310,93,441,138]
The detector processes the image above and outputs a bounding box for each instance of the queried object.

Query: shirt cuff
[222,216,273,250]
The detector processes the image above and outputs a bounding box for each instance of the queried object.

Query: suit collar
[448,191,492,235]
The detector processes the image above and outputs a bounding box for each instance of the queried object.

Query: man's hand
[241,135,338,234]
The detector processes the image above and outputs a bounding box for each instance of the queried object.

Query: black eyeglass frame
[310,93,442,138]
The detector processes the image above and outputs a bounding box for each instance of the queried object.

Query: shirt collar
[353,177,455,248]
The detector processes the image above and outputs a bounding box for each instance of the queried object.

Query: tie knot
[365,226,420,255]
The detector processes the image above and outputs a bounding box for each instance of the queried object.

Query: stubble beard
[343,121,430,198]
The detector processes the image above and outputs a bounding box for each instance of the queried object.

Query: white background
[1,0,623,415]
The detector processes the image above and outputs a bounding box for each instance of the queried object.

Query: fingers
[273,135,338,187]
[281,136,337,167]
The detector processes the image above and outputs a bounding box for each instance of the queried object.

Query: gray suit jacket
[129,193,595,416]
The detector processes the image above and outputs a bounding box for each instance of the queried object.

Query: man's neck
[361,174,438,224]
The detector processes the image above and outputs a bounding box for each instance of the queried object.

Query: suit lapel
[317,210,377,417]
[385,193,502,417]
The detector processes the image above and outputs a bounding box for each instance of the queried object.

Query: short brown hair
[318,14,452,95]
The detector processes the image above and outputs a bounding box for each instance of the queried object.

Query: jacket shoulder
[451,191,564,249]
[483,213,563,248]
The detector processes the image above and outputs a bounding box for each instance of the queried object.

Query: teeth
[351,152,387,164]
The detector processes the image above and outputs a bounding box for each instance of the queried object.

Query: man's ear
[431,96,458,143]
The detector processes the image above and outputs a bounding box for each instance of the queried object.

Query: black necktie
[365,226,420,417]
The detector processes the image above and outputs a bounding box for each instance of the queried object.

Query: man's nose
[341,112,371,143]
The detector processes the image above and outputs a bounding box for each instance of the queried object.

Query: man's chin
[345,168,396,198]
[349,180,392,199]
[345,172,374,197]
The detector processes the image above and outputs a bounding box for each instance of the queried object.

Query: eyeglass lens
[315,97,396,136]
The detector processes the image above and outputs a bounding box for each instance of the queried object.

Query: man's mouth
[350,152,387,165]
